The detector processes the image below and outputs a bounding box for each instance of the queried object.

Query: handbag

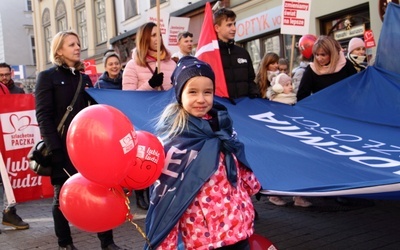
[28,74,83,176]
[28,140,52,176]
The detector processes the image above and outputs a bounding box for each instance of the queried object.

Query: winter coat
[122,49,176,91]
[218,40,259,99]
[94,71,123,89]
[297,59,357,101]
[35,65,93,184]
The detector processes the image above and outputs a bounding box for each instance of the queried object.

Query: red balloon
[67,104,137,186]
[299,34,317,59]
[59,173,129,232]
[249,234,276,250]
[120,131,164,190]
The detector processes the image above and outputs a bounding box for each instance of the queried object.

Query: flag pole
[156,0,161,72]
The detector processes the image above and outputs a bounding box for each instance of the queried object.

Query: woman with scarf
[122,22,175,210]
[296,35,357,101]
[346,37,368,73]
[122,22,176,91]
[145,56,261,250]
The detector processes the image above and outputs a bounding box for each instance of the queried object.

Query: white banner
[280,0,312,35]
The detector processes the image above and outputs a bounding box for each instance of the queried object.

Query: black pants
[216,239,250,250]
[53,184,115,248]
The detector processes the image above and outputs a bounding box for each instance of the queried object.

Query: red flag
[195,2,228,97]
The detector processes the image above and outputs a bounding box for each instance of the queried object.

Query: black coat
[218,40,260,99]
[296,59,357,101]
[35,65,93,183]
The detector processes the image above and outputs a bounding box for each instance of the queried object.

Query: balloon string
[111,188,153,250]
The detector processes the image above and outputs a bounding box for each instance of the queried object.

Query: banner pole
[289,34,296,75]
[0,151,16,207]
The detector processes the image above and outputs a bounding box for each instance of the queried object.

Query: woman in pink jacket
[122,22,176,91]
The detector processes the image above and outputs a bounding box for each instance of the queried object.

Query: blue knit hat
[171,56,215,103]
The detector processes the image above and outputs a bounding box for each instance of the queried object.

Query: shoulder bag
[28,74,83,176]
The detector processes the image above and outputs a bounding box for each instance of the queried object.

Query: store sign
[334,25,365,41]
[235,5,282,42]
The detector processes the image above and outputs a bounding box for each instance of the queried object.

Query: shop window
[150,0,166,8]
[76,7,88,49]
[95,0,107,44]
[125,0,138,20]
[245,40,261,71]
[42,8,51,63]
[55,1,67,32]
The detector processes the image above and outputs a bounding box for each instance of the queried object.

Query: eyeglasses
[0,73,11,78]
[177,31,193,41]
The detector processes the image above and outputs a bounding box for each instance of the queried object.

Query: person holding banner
[346,37,367,72]
[213,8,260,99]
[171,31,194,63]
[145,56,261,250]
[35,30,122,250]
[122,22,176,210]
[122,22,176,91]
[255,52,280,100]
[0,82,9,94]
[1,63,29,231]
[0,63,24,93]
[297,35,357,101]
[95,50,149,211]
[94,51,123,89]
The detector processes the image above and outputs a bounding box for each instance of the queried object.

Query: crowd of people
[1,4,371,249]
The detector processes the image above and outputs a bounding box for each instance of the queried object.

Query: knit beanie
[103,51,120,66]
[271,73,291,93]
[171,56,215,103]
[348,38,365,55]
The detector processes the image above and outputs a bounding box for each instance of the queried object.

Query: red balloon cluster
[67,104,137,187]
[60,104,165,233]
[298,34,317,59]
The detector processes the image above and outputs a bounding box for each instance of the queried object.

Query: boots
[59,244,78,250]
[2,207,29,230]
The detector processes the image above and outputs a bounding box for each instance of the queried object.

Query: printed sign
[280,0,312,35]
[364,30,376,48]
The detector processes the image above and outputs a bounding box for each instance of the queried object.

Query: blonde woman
[297,35,357,101]
[35,30,122,250]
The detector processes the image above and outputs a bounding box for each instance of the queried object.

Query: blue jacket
[94,71,122,89]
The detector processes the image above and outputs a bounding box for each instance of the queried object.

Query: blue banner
[86,3,400,199]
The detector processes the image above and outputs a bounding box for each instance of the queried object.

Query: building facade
[32,0,117,78]
[0,0,36,92]
[110,0,384,70]
[31,0,387,77]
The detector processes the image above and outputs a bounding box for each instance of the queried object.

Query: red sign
[364,30,376,48]
[0,94,53,202]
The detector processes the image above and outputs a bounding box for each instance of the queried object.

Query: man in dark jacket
[213,8,260,99]
[0,63,25,94]
[0,62,28,231]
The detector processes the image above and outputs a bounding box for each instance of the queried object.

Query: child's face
[282,81,293,94]
[278,64,288,74]
[181,76,214,117]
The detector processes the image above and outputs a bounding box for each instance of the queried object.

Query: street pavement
[1,188,400,250]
